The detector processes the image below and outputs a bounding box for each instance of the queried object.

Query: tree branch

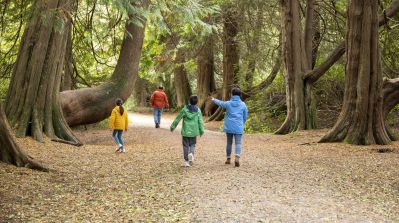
[383,77,399,115]
[305,0,399,84]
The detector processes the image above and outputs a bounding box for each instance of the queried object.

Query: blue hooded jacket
[212,95,248,134]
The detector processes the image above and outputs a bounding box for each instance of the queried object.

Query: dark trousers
[182,137,196,161]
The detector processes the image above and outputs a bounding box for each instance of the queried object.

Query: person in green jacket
[170,95,205,167]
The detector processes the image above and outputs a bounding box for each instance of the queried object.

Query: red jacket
[151,90,169,109]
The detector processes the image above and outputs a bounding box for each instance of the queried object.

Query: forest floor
[1,112,399,222]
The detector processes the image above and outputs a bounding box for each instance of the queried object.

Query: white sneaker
[188,153,194,165]
[184,161,190,167]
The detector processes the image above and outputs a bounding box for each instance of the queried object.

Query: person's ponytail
[116,98,124,115]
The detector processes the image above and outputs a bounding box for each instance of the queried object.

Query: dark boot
[225,158,231,164]
[234,156,240,167]
[155,123,159,128]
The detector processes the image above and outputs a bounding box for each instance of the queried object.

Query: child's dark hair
[158,86,164,90]
[231,87,241,97]
[189,95,198,105]
[116,98,124,115]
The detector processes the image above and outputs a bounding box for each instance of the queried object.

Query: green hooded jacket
[170,106,204,137]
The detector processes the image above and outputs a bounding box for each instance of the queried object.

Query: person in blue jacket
[211,87,248,167]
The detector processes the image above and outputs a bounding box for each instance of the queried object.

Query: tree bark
[197,35,216,111]
[174,49,192,107]
[133,77,150,107]
[5,0,81,145]
[383,78,399,115]
[275,0,310,134]
[0,104,48,171]
[222,7,239,100]
[61,26,73,91]
[320,0,392,145]
[60,0,150,127]
[208,6,239,121]
[304,0,399,84]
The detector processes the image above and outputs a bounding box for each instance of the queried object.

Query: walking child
[170,95,204,167]
[211,87,248,167]
[109,98,128,153]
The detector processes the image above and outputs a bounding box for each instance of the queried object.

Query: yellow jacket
[109,106,128,130]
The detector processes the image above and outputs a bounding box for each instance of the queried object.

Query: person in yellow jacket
[109,98,128,153]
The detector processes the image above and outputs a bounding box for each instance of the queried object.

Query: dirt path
[0,112,398,222]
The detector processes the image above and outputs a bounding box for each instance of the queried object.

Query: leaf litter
[0,114,398,222]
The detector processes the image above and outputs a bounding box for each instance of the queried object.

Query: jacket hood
[183,106,199,120]
[186,104,199,113]
[230,95,242,107]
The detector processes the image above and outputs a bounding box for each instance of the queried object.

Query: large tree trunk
[0,104,48,171]
[303,0,399,84]
[60,0,149,126]
[197,36,216,111]
[133,77,150,107]
[277,0,399,135]
[275,0,310,134]
[320,0,393,145]
[5,0,80,145]
[174,49,192,107]
[208,6,239,121]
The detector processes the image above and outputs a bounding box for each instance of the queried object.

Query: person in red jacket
[151,86,170,128]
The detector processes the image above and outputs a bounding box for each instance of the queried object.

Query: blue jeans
[153,108,163,124]
[182,137,196,161]
[226,133,242,158]
[113,130,124,149]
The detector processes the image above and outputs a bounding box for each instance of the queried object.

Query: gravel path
[0,113,398,222]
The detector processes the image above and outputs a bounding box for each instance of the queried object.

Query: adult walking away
[211,87,248,167]
[151,86,170,128]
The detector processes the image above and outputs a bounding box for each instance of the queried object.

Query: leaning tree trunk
[0,104,48,171]
[5,0,80,145]
[197,35,216,111]
[174,49,192,107]
[383,78,399,140]
[208,7,239,121]
[61,0,149,126]
[320,0,393,145]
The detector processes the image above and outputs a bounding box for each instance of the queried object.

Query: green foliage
[244,75,286,133]
[0,79,10,100]
[0,1,31,82]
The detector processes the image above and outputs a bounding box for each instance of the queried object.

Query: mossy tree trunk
[60,0,149,127]
[0,104,48,171]
[174,49,192,107]
[5,0,81,145]
[197,35,216,111]
[276,0,313,134]
[208,6,239,121]
[320,0,393,145]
